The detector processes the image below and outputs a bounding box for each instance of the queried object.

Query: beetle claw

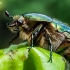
[27,47,32,52]
[48,56,52,63]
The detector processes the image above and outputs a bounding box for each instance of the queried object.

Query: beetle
[5,11,70,62]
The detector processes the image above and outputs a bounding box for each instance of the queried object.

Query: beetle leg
[47,35,52,62]
[28,24,43,51]
[9,32,19,45]
[28,33,34,51]
[44,28,52,62]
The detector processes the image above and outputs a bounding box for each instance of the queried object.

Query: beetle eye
[17,20,23,24]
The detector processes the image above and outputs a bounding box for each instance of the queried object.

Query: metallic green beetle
[5,11,70,62]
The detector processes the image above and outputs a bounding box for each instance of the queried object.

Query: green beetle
[5,11,70,62]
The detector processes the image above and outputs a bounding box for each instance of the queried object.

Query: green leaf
[0,46,29,70]
[24,47,66,70]
[0,44,66,70]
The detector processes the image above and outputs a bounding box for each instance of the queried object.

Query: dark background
[0,0,70,48]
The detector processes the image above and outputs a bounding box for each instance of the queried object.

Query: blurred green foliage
[0,0,70,48]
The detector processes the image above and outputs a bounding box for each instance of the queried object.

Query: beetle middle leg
[44,28,52,62]
[28,33,34,51]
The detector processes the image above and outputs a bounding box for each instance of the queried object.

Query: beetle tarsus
[30,33,34,48]
[47,45,52,63]
[47,39,52,63]
[27,47,32,52]
[44,28,53,63]
[48,38,52,63]
[48,55,52,63]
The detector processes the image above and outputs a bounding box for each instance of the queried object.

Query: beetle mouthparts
[5,11,13,18]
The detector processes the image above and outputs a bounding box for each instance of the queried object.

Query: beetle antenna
[5,11,13,18]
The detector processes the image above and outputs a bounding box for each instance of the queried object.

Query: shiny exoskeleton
[5,11,70,62]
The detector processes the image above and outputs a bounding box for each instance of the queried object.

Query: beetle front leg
[4,32,19,54]
[9,32,19,45]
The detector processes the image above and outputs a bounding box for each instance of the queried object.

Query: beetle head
[5,11,29,33]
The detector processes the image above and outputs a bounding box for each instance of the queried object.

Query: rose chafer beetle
[5,11,70,62]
